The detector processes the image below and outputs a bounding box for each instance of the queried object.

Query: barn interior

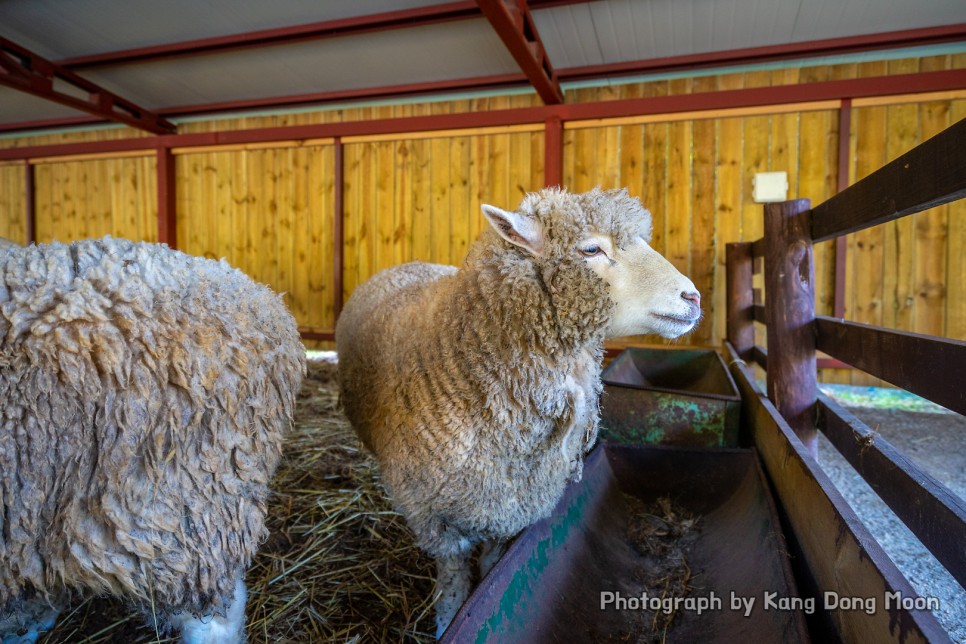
[0,1,964,642]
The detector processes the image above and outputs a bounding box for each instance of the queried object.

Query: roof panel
[535,0,966,67]
[0,0,441,59]
[792,0,966,42]
[0,87,91,127]
[531,3,603,69]
[76,19,520,110]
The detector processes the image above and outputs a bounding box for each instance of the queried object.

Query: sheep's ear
[481,204,544,256]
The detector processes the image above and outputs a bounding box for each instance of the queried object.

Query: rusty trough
[600,348,741,447]
[444,442,807,643]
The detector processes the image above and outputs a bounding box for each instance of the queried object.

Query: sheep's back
[336,262,455,452]
[0,237,305,614]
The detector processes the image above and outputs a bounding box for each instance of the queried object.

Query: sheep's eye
[579,244,604,258]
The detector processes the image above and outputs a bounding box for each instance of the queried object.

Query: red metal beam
[558,23,966,82]
[476,0,563,104]
[0,114,105,135]
[333,138,345,323]
[3,22,959,132]
[156,147,177,248]
[299,329,336,342]
[0,37,175,134]
[544,116,563,187]
[58,0,594,70]
[1,68,963,162]
[161,73,527,119]
[833,99,852,319]
[24,161,36,244]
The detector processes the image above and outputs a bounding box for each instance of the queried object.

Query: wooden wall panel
[0,164,26,243]
[33,156,156,244]
[1,54,963,361]
[342,129,543,299]
[946,98,966,342]
[562,99,845,352]
[175,145,335,333]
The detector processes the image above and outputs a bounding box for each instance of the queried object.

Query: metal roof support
[156,147,178,247]
[2,68,964,162]
[24,161,36,244]
[476,0,564,105]
[57,1,590,69]
[544,116,563,187]
[0,36,175,134]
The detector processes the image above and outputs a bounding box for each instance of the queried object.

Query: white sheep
[0,238,20,252]
[0,236,306,643]
[336,187,701,636]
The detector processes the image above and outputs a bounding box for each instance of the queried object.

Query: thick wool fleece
[337,187,651,559]
[0,237,305,619]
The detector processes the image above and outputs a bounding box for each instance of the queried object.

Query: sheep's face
[578,232,701,339]
[481,187,701,341]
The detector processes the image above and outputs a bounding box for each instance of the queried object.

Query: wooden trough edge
[724,342,949,643]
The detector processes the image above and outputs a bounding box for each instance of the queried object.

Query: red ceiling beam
[2,68,963,162]
[0,72,530,134]
[558,23,966,82]
[160,73,528,118]
[58,0,595,70]
[0,36,175,134]
[476,0,563,104]
[1,20,958,132]
[7,22,956,132]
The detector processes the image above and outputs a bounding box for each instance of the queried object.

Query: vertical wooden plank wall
[32,156,157,243]
[0,55,963,366]
[0,164,27,243]
[342,127,543,299]
[560,57,965,386]
[843,56,966,384]
[176,145,336,335]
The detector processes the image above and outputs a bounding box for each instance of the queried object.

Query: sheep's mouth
[652,312,700,326]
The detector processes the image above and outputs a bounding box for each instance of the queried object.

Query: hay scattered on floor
[38,355,436,643]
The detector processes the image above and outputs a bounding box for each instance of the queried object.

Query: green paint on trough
[599,348,742,448]
[474,469,601,642]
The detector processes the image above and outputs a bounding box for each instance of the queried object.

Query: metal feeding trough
[600,348,741,447]
[444,444,807,643]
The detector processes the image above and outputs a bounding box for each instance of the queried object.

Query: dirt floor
[817,389,966,642]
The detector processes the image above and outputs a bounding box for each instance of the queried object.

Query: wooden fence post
[725,241,754,359]
[764,199,817,456]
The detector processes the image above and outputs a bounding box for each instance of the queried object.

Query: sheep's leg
[0,598,60,644]
[434,539,474,639]
[478,539,508,579]
[166,573,247,644]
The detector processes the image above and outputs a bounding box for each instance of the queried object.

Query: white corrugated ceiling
[0,0,963,132]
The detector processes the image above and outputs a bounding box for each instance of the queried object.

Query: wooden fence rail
[726,115,966,639]
[811,115,966,242]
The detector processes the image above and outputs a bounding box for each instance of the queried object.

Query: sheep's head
[481,187,701,341]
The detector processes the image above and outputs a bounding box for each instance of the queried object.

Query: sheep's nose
[681,291,701,318]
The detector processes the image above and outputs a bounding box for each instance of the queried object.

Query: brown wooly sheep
[336,187,701,637]
[0,237,305,643]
